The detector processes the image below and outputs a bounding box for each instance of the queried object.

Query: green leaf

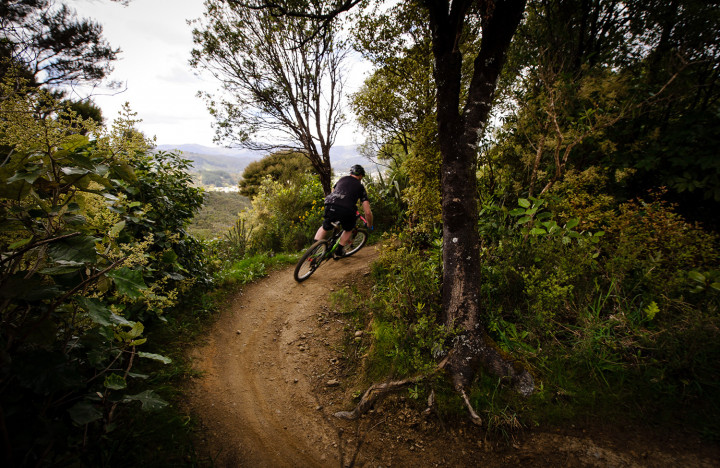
[48,235,97,263]
[124,390,168,411]
[644,301,660,320]
[529,228,547,236]
[161,249,178,264]
[137,352,172,364]
[108,220,126,237]
[516,215,532,225]
[118,321,144,340]
[688,271,706,283]
[509,208,526,216]
[40,260,85,275]
[110,313,133,326]
[61,167,90,176]
[8,237,33,249]
[7,167,43,184]
[710,282,720,292]
[565,218,580,230]
[536,212,552,220]
[107,267,147,298]
[104,373,127,390]
[62,214,87,225]
[75,297,112,326]
[518,198,531,208]
[68,401,103,425]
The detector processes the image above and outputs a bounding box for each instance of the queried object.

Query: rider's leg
[314,226,329,241]
[339,229,353,246]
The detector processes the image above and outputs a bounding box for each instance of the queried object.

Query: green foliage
[509,196,604,246]
[224,217,253,258]
[356,235,451,380]
[200,169,235,187]
[603,193,719,306]
[238,150,314,198]
[0,87,208,465]
[492,0,720,227]
[402,117,442,234]
[361,170,408,231]
[476,189,720,430]
[216,252,298,286]
[0,0,119,87]
[245,172,325,253]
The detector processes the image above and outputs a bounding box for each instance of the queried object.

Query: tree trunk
[427,0,533,406]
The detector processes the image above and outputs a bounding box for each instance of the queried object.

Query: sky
[70,0,368,149]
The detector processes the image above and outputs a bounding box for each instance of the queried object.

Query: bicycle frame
[324,212,368,259]
[293,212,369,282]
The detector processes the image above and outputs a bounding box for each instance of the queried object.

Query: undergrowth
[215,252,299,286]
[334,195,720,441]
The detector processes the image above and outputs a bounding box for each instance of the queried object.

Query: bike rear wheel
[344,228,368,257]
[294,240,327,282]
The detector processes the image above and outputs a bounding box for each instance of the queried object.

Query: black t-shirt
[324,175,369,210]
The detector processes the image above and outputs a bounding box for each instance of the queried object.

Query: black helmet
[350,164,365,176]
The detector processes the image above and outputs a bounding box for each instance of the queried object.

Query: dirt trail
[185,246,719,467]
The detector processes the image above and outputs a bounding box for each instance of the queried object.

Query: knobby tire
[344,228,368,257]
[294,240,327,282]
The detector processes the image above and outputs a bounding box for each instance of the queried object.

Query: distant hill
[156,144,260,187]
[156,143,373,187]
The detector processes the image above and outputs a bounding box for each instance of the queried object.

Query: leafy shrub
[361,235,451,378]
[477,192,719,429]
[245,173,324,253]
[603,192,719,309]
[362,169,408,232]
[0,89,209,465]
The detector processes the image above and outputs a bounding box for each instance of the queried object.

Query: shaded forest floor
[184,246,719,467]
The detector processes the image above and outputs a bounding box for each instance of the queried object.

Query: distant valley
[156,143,371,188]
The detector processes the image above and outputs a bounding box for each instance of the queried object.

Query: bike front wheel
[294,240,328,282]
[344,228,368,257]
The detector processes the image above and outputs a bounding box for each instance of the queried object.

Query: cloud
[72,0,367,147]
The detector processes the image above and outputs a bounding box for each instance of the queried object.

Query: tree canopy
[239,150,314,198]
[0,0,119,87]
[190,0,349,195]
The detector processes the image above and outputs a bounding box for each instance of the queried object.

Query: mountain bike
[293,212,369,282]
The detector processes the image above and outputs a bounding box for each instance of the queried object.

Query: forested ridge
[1,0,719,466]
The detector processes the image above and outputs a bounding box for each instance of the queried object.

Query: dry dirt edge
[185,246,719,467]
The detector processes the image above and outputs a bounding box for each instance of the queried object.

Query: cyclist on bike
[314,164,374,259]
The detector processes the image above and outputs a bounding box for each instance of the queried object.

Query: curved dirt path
[186,247,378,467]
[186,246,719,467]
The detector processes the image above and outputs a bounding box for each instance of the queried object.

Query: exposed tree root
[334,375,427,420]
[459,387,482,426]
[334,331,535,424]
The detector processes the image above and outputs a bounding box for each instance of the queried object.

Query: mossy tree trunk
[427,0,534,418]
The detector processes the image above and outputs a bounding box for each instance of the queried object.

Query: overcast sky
[71,0,367,149]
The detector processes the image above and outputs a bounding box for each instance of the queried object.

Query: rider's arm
[362,200,373,229]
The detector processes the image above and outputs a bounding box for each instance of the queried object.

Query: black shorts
[322,204,356,231]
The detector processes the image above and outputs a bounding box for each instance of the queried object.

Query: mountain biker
[314,164,374,259]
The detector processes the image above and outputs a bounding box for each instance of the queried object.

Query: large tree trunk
[427,0,534,407]
[333,0,533,424]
